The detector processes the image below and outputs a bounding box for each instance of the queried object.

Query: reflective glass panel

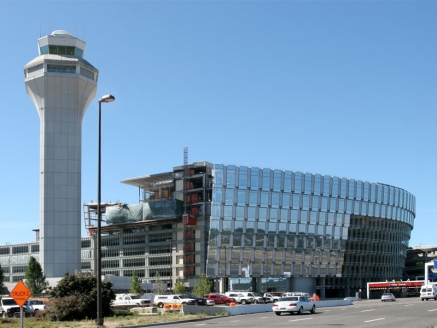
[239,166,248,187]
[272,192,279,207]
[282,192,290,207]
[214,165,224,186]
[330,198,337,212]
[363,182,369,201]
[270,208,278,220]
[236,206,244,218]
[262,169,271,190]
[261,191,269,206]
[249,191,258,205]
[238,190,246,205]
[291,210,298,223]
[226,165,236,188]
[294,172,302,193]
[213,188,223,204]
[314,174,321,195]
[284,171,292,192]
[348,180,355,199]
[323,176,331,195]
[304,173,312,194]
[340,179,347,198]
[251,168,260,188]
[312,196,319,210]
[370,184,376,202]
[293,194,301,209]
[332,177,339,197]
[281,208,288,221]
[302,195,309,210]
[274,170,282,191]
[321,197,328,210]
[225,188,234,205]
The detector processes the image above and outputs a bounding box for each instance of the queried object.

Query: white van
[420,284,437,301]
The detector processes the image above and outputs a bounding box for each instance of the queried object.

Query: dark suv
[185,294,207,306]
[204,294,236,306]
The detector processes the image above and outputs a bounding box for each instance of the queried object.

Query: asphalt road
[136,297,437,328]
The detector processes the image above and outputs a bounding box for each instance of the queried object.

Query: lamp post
[358,253,364,300]
[265,252,269,292]
[96,94,115,327]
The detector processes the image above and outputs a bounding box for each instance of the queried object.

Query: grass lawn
[0,311,219,328]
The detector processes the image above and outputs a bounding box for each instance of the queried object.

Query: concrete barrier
[181,299,353,316]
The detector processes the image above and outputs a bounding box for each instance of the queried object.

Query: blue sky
[0,1,435,247]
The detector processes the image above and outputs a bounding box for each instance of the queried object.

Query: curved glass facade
[206,164,415,294]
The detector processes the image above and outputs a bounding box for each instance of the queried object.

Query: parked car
[238,292,266,304]
[25,299,47,314]
[1,298,22,318]
[263,293,279,303]
[112,294,152,307]
[205,299,215,306]
[204,294,236,306]
[224,292,253,304]
[381,293,396,302]
[282,292,311,299]
[185,294,207,306]
[272,296,316,315]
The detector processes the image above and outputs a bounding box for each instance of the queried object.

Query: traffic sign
[10,280,32,307]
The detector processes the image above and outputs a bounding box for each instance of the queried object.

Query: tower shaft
[24,30,98,278]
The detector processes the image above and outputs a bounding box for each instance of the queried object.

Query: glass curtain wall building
[207,164,415,298]
[0,162,415,298]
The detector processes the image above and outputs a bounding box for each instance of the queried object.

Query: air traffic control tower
[24,30,98,278]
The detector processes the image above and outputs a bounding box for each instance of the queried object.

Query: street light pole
[96,94,115,327]
[358,254,363,300]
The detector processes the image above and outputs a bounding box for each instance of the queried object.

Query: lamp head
[99,94,115,103]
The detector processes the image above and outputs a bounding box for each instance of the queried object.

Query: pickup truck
[204,294,236,306]
[263,293,280,303]
[224,292,253,305]
[1,298,22,318]
[112,294,152,307]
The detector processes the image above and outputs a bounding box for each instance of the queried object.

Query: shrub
[42,272,115,321]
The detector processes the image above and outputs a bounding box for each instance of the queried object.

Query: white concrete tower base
[24,30,98,278]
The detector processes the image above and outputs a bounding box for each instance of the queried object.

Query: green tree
[24,256,49,294]
[152,272,167,295]
[129,270,143,295]
[192,273,212,298]
[44,271,115,321]
[173,278,186,294]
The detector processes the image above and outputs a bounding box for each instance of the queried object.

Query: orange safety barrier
[164,304,171,309]
[229,302,236,306]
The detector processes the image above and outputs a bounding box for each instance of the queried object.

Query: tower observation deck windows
[47,65,76,73]
[40,45,83,57]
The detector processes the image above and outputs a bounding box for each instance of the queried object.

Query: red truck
[204,293,236,306]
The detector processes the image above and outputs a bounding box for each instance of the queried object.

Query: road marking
[230,320,240,322]
[260,317,269,318]
[195,324,206,326]
[428,309,437,312]
[361,309,375,312]
[404,304,414,307]
[289,318,313,322]
[364,318,385,323]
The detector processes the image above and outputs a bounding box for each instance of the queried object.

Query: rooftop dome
[51,30,73,37]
